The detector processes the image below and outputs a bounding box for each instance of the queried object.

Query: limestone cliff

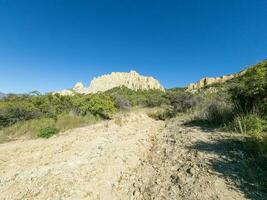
[186,70,247,91]
[87,70,164,93]
[55,70,164,95]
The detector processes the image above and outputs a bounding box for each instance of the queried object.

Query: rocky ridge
[55,70,164,95]
[186,70,246,91]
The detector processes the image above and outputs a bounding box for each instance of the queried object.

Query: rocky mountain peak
[55,70,165,95]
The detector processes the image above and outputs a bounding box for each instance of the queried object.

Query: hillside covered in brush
[0,60,267,198]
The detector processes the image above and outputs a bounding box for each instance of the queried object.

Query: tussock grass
[228,114,266,138]
[0,114,101,142]
[0,118,55,139]
[55,114,100,132]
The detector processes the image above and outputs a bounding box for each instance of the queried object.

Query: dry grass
[0,114,101,143]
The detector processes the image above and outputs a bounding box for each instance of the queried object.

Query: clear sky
[0,0,266,93]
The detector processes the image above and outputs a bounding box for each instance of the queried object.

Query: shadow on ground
[184,121,267,200]
[183,118,218,133]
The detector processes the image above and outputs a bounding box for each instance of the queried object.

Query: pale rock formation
[186,70,246,91]
[73,82,88,94]
[56,89,75,96]
[54,70,164,95]
[88,70,164,93]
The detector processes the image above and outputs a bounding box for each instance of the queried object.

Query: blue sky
[0,0,266,93]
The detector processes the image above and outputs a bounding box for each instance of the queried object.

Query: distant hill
[0,92,7,99]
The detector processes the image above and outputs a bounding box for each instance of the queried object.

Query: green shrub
[76,94,116,119]
[105,86,144,106]
[229,115,266,138]
[229,60,267,116]
[145,92,168,107]
[0,118,56,139]
[0,101,42,127]
[166,90,203,114]
[105,86,167,107]
[203,101,233,126]
[38,127,59,138]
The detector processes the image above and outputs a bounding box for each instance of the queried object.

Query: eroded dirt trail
[0,112,164,200]
[129,117,248,200]
[0,111,249,200]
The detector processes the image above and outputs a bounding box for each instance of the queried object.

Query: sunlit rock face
[186,70,247,91]
[54,70,165,95]
[73,82,87,93]
[88,70,164,93]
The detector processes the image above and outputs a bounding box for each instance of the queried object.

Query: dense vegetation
[0,87,168,141]
[162,61,267,142]
[194,61,267,142]
[0,93,116,140]
[104,86,168,108]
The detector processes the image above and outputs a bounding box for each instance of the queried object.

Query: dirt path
[125,117,249,200]
[0,112,164,200]
[0,111,251,199]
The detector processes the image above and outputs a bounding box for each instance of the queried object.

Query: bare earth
[0,111,248,200]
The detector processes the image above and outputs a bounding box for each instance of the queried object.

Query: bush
[0,118,56,139]
[145,92,168,107]
[38,127,59,138]
[229,60,267,116]
[75,94,116,119]
[202,100,233,126]
[114,95,131,110]
[0,94,76,128]
[167,90,203,114]
[228,115,266,138]
[0,102,42,127]
[105,86,167,107]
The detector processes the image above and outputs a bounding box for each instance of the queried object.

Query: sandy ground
[0,111,250,200]
[0,112,164,200]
